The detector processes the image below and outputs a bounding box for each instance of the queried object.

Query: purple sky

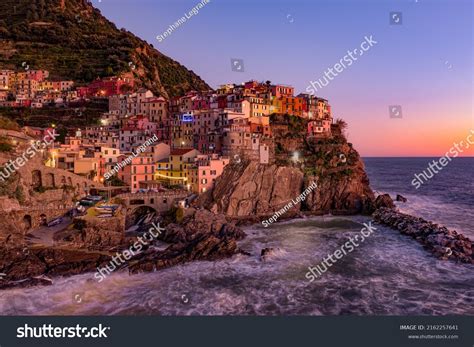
[96,0,473,156]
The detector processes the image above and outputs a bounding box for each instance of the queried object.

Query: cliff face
[200,137,375,219]
[201,161,305,218]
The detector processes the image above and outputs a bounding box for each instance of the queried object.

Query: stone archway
[44,173,55,187]
[39,214,47,226]
[31,170,42,189]
[22,215,32,231]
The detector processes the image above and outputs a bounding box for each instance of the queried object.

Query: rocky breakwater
[128,208,246,273]
[373,207,473,264]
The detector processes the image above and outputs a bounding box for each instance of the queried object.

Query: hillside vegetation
[0,0,210,98]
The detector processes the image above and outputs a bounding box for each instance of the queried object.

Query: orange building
[274,96,305,117]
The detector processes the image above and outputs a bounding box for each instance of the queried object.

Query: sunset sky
[98,0,473,157]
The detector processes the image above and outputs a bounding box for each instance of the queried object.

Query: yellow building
[74,157,102,182]
[241,97,271,118]
[155,148,200,187]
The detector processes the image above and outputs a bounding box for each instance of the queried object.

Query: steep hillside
[0,0,210,98]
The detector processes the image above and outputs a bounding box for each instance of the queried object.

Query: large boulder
[375,194,395,209]
[396,194,407,202]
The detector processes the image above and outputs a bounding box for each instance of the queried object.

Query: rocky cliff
[200,136,376,220]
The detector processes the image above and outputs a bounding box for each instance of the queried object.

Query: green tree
[105,66,114,76]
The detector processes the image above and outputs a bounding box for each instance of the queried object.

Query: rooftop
[170,148,196,156]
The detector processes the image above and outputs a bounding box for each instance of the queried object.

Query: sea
[0,158,473,315]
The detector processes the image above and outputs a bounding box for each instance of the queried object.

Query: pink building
[188,154,230,193]
[26,70,49,82]
[271,84,294,98]
[307,119,331,137]
[117,153,155,193]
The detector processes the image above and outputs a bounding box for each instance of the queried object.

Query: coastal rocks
[128,209,246,273]
[373,208,473,264]
[0,246,112,289]
[0,208,245,289]
[161,209,245,243]
[260,247,286,261]
[0,275,53,290]
[375,194,395,209]
[55,215,126,251]
[260,248,276,261]
[396,194,407,203]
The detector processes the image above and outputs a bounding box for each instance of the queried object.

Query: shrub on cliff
[0,117,20,131]
[0,139,13,152]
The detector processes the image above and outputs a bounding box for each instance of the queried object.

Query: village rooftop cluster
[3,70,334,194]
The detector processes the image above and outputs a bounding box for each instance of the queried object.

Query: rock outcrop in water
[373,208,473,264]
[375,193,395,209]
